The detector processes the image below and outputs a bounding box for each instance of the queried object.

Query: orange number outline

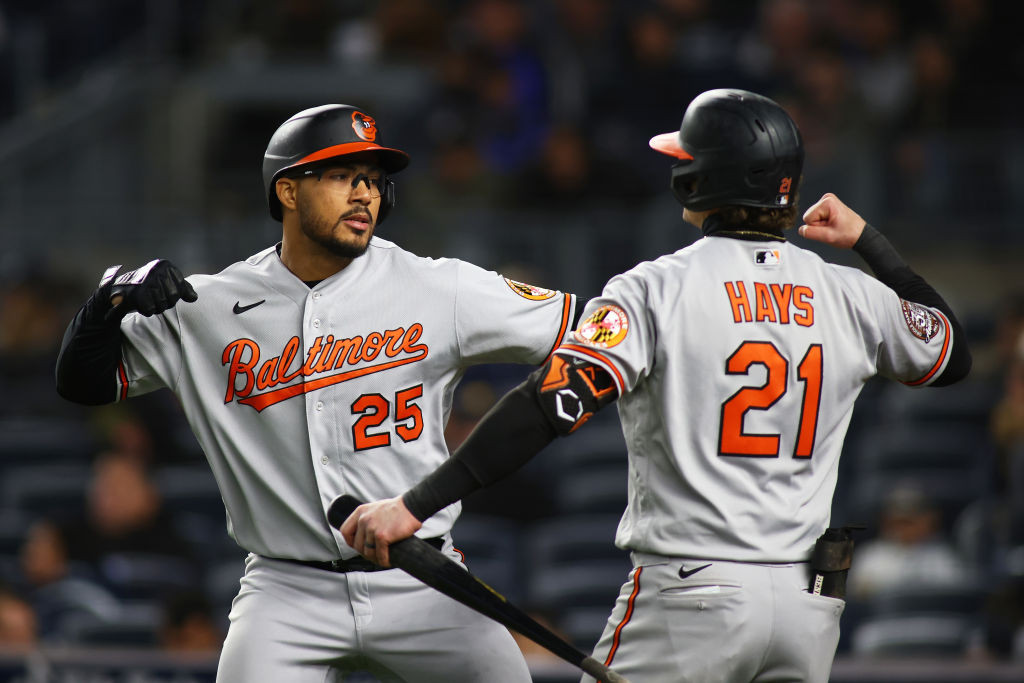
[352,393,391,451]
[395,384,424,443]
[718,341,824,459]
[719,341,788,457]
[794,344,823,458]
[351,385,425,451]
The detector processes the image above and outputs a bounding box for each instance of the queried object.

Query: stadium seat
[555,466,627,515]
[204,558,246,614]
[864,584,986,618]
[523,515,631,649]
[98,552,200,601]
[170,510,241,564]
[875,380,999,432]
[846,423,993,526]
[152,464,225,520]
[56,602,162,647]
[450,513,525,603]
[851,583,985,657]
[0,416,97,469]
[527,563,627,650]
[852,614,976,657]
[0,463,92,521]
[545,417,628,515]
[0,509,31,556]
[33,576,124,639]
[951,499,1002,580]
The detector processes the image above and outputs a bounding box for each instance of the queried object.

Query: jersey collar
[701,214,787,242]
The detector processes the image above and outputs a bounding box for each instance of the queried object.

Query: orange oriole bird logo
[351,112,378,142]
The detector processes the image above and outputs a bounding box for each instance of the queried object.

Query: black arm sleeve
[853,224,971,386]
[55,288,124,405]
[403,371,558,522]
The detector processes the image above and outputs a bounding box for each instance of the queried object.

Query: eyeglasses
[299,167,386,198]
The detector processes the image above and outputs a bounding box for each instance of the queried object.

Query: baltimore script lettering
[222,324,429,412]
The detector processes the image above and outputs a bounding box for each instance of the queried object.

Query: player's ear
[276,177,299,214]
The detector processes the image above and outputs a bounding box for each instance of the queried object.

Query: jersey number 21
[718,341,822,458]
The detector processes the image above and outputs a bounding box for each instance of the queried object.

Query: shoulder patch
[504,278,557,301]
[901,300,941,342]
[573,305,629,348]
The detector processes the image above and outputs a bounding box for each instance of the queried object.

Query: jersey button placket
[306,291,336,483]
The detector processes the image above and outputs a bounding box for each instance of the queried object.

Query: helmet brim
[287,141,410,174]
[648,132,694,161]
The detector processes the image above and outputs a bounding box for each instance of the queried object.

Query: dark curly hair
[715,188,802,235]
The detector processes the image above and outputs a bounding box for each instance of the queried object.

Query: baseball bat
[328,495,630,683]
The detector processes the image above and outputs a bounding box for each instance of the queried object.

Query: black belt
[270,537,445,573]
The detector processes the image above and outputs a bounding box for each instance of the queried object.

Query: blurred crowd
[2,1,1022,242]
[0,0,1022,669]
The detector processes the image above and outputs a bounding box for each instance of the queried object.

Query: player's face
[295,162,385,260]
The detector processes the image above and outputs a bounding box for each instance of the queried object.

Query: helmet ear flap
[670,163,698,206]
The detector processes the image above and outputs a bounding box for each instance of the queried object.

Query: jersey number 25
[351,384,424,451]
[719,341,822,458]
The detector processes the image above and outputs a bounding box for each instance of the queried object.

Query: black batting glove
[100,259,198,322]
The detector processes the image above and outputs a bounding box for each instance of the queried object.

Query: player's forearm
[403,377,557,522]
[854,224,971,385]
[55,290,123,405]
[853,224,954,313]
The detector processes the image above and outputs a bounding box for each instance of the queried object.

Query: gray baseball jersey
[559,236,952,563]
[115,237,575,560]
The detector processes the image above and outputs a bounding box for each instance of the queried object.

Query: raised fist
[100,259,198,320]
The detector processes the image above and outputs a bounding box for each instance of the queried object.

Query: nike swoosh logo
[678,563,712,579]
[233,300,266,314]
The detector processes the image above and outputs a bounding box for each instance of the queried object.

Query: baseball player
[55,104,578,682]
[341,89,972,682]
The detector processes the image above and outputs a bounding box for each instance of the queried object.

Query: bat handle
[580,656,632,683]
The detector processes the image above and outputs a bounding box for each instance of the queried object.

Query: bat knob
[327,494,364,528]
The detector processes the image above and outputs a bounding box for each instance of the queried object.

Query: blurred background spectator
[0,587,37,651]
[0,0,1022,679]
[158,590,223,654]
[848,485,973,602]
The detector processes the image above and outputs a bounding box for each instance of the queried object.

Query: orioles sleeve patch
[901,300,942,342]
[573,304,629,348]
[504,278,557,301]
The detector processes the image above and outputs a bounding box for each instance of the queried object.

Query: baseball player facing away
[55,104,578,682]
[342,89,972,683]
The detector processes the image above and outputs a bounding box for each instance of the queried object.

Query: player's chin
[322,231,372,260]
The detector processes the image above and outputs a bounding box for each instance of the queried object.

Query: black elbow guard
[535,353,618,435]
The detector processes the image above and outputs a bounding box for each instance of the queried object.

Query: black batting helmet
[263,104,410,223]
[649,89,803,211]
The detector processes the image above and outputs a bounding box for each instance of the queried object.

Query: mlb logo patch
[755,249,781,266]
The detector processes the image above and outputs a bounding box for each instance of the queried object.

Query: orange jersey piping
[558,343,625,394]
[543,294,574,363]
[116,361,129,402]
